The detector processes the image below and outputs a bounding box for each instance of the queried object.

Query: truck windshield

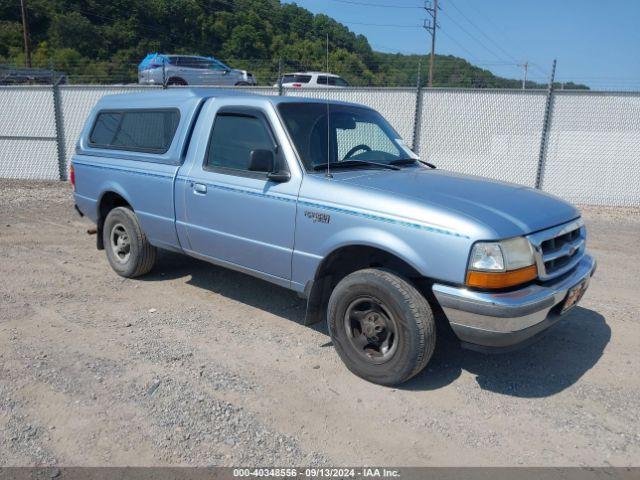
[277,102,418,171]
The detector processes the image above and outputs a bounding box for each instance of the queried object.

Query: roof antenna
[325,32,332,178]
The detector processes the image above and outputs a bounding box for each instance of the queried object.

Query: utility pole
[20,0,32,68]
[423,0,439,87]
[521,61,528,90]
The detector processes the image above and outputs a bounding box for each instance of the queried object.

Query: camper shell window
[89,109,180,154]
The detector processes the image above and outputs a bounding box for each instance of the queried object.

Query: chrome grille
[527,218,586,281]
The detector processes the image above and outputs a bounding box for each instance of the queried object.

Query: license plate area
[561,278,589,314]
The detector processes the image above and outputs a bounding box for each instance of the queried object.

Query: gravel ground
[0,179,639,467]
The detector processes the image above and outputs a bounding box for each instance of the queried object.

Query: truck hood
[332,167,580,237]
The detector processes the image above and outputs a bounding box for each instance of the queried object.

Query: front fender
[299,226,432,326]
[319,226,430,277]
[292,208,472,297]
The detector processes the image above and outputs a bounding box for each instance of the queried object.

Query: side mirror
[249,149,274,172]
[248,149,291,183]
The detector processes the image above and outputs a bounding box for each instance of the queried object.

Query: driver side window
[336,121,398,160]
[205,113,273,172]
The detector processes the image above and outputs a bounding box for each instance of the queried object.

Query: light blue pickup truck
[72,88,596,385]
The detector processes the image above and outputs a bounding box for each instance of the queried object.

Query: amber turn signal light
[466,264,538,289]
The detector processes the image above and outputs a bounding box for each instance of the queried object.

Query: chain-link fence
[541,91,640,206]
[0,86,60,180]
[417,89,548,188]
[1,85,639,206]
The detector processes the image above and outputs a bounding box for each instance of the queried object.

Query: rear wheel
[103,207,156,278]
[327,268,436,385]
[166,77,187,86]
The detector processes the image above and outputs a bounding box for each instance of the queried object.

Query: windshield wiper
[312,160,400,171]
[389,158,437,169]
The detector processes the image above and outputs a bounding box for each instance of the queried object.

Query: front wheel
[327,268,436,385]
[103,207,156,278]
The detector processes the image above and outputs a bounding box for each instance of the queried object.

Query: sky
[283,0,640,89]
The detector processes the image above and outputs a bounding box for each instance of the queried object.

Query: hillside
[0,0,588,88]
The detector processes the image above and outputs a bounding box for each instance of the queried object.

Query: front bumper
[432,254,596,351]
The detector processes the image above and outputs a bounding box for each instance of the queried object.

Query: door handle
[193,183,207,194]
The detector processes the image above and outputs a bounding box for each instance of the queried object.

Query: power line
[438,8,512,64]
[445,0,532,87]
[437,29,480,62]
[446,0,521,64]
[455,0,522,45]
[454,0,549,78]
[368,41,405,52]
[338,20,422,28]
[529,62,551,78]
[328,0,422,8]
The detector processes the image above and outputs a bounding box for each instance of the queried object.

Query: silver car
[138,54,255,86]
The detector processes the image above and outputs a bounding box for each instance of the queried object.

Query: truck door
[179,103,300,284]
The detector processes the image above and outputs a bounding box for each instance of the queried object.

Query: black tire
[327,268,436,385]
[166,77,187,86]
[103,207,156,278]
[234,81,251,86]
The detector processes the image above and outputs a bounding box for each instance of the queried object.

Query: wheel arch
[96,188,133,250]
[166,76,187,86]
[304,243,433,326]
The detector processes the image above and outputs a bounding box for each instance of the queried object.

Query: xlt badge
[304,210,331,224]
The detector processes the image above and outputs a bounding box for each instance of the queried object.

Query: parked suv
[138,53,256,86]
[71,89,596,385]
[276,72,349,88]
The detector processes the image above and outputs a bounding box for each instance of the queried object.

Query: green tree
[48,11,100,58]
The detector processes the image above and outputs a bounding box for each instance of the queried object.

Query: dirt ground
[0,179,639,467]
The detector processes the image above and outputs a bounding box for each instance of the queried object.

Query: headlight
[466,237,537,289]
[469,242,505,271]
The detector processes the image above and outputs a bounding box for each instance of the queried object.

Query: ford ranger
[71,88,596,385]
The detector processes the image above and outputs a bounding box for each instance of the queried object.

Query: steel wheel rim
[110,223,131,264]
[343,296,399,364]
